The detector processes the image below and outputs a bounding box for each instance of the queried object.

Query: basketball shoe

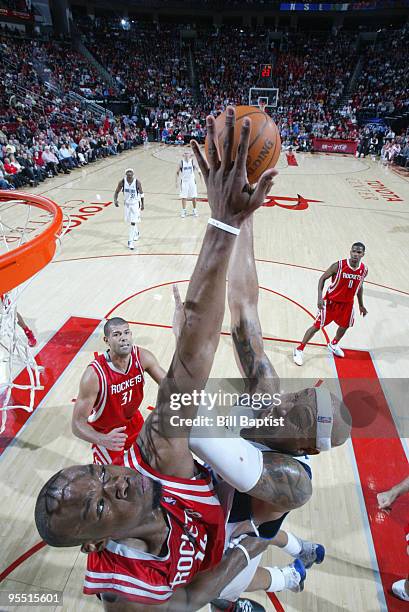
[180,209,187,218]
[210,598,265,611]
[392,579,409,601]
[127,241,134,251]
[193,209,198,217]
[293,348,304,366]
[294,537,325,569]
[281,559,307,592]
[328,342,344,358]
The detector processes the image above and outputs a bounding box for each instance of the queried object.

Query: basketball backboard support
[249,87,279,108]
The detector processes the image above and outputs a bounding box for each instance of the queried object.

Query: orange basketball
[204,105,281,184]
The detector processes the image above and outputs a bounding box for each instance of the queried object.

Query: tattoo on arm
[249,453,312,511]
[232,320,278,392]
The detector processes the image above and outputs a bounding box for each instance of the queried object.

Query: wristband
[208,218,240,235]
[235,543,250,566]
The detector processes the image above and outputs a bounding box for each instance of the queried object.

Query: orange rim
[0,191,63,295]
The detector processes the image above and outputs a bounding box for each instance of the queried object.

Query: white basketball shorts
[124,202,141,223]
[179,178,197,199]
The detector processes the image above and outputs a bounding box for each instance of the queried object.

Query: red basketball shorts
[314,300,355,329]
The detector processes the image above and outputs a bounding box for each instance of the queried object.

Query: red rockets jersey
[88,347,145,461]
[325,259,368,303]
[84,443,225,605]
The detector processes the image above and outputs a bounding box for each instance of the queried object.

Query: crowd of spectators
[0,32,144,190]
[0,18,408,191]
[0,118,145,190]
[0,0,31,12]
[71,18,408,160]
[353,28,409,116]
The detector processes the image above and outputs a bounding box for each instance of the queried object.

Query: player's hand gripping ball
[204,105,281,184]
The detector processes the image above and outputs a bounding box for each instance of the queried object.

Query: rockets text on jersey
[325,259,368,303]
[88,347,145,463]
[84,443,225,604]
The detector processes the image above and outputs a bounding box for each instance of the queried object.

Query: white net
[0,195,66,435]
[0,290,43,434]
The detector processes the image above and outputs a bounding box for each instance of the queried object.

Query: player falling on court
[176,149,202,218]
[113,168,144,250]
[72,317,166,465]
[293,242,368,366]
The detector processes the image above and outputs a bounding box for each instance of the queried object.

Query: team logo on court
[262,194,322,210]
[197,195,322,211]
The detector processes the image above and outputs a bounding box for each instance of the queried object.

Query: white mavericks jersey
[124,178,139,206]
[181,160,195,181]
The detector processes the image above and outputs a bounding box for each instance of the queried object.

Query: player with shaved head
[72,316,166,464]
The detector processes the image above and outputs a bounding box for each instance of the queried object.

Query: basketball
[204,105,281,184]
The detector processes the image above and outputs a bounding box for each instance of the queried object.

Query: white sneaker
[193,209,198,217]
[328,342,344,358]
[295,538,325,569]
[293,348,304,366]
[280,559,306,593]
[392,579,409,601]
[180,209,187,218]
[128,241,134,251]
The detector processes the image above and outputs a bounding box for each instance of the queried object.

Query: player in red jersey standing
[72,317,166,464]
[293,242,368,366]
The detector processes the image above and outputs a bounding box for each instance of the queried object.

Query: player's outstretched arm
[228,215,279,395]
[113,179,123,207]
[378,475,409,510]
[101,537,268,612]
[138,107,277,476]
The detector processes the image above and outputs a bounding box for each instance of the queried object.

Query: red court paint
[0,316,101,457]
[286,152,298,166]
[0,541,46,583]
[335,350,409,611]
[267,592,285,612]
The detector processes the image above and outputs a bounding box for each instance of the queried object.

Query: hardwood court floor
[0,144,408,612]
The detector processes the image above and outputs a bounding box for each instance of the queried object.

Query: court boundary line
[333,351,409,611]
[49,253,409,298]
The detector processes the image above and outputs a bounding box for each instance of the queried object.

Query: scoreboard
[260,64,273,79]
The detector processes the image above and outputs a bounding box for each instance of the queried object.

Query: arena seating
[0,20,408,191]
[0,32,142,189]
